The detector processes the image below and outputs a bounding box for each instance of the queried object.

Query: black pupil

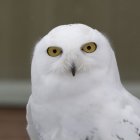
[53,49,57,53]
[87,46,91,50]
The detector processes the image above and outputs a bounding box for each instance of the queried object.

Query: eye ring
[81,42,97,53]
[47,47,62,57]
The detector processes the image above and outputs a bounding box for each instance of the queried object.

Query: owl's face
[32,24,114,79]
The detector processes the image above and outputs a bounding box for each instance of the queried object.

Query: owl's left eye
[81,42,97,53]
[47,47,62,57]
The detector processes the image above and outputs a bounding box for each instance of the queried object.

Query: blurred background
[0,0,140,140]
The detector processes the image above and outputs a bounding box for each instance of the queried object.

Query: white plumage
[26,24,140,140]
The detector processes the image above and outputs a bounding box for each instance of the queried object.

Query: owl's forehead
[43,24,100,49]
[48,24,93,37]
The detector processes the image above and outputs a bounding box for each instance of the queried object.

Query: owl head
[31,24,121,87]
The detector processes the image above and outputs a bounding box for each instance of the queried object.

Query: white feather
[27,24,140,140]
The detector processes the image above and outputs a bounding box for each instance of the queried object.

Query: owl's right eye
[47,47,62,57]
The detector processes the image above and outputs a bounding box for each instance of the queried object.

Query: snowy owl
[26,24,140,140]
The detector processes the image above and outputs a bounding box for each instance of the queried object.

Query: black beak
[71,63,76,76]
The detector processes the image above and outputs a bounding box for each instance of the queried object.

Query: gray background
[0,0,140,106]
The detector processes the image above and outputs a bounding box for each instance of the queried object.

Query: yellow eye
[47,47,62,57]
[81,42,97,53]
